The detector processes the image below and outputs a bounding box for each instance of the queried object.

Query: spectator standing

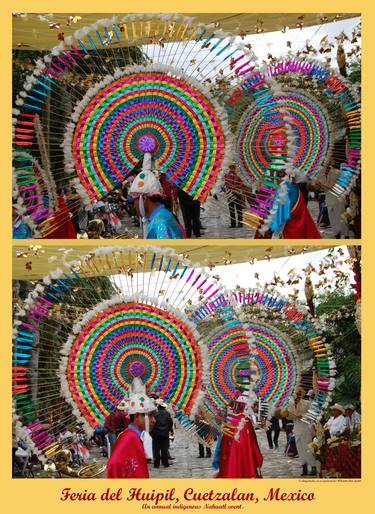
[151,400,174,468]
[266,406,282,449]
[285,388,317,476]
[344,404,361,434]
[224,164,244,228]
[104,400,130,453]
[178,189,201,238]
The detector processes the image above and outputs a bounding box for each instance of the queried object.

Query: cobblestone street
[28,423,303,479]
[62,424,300,480]
[119,200,335,239]
[147,424,302,479]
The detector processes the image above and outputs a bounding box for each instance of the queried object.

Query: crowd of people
[98,386,361,479]
[224,165,360,240]
[262,389,361,477]
[12,152,360,240]
[12,422,91,477]
[12,380,360,479]
[95,379,361,479]
[12,153,205,240]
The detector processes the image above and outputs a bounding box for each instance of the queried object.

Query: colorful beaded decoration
[236,90,331,185]
[266,59,361,197]
[204,321,253,425]
[231,289,336,423]
[64,301,203,426]
[247,321,299,408]
[12,246,252,455]
[71,71,227,202]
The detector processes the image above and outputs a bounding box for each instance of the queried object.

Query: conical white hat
[125,376,156,414]
[128,152,164,197]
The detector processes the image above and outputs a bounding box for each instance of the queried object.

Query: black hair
[147,195,164,204]
[129,414,135,422]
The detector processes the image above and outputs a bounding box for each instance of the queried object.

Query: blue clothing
[127,424,142,438]
[212,434,222,470]
[147,205,183,239]
[269,182,299,234]
[13,218,32,239]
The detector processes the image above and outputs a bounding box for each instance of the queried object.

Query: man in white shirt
[325,404,347,437]
[61,429,73,441]
[344,404,361,433]
[285,388,316,476]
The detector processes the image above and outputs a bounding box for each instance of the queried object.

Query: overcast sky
[239,16,361,65]
[142,16,360,78]
[200,245,354,300]
[112,246,355,304]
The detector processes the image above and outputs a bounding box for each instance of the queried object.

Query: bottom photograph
[12,244,361,479]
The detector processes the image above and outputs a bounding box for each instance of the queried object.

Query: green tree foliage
[316,291,360,407]
[348,58,361,85]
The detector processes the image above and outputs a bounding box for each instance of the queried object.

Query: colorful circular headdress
[12,245,252,459]
[197,310,300,420]
[231,288,336,423]
[247,321,299,408]
[66,67,228,203]
[13,15,361,238]
[236,90,331,186]
[265,59,361,198]
[14,13,268,235]
[61,297,203,426]
[225,59,361,233]
[203,321,254,426]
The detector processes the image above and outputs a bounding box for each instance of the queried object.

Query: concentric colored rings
[236,91,330,185]
[248,322,298,408]
[66,301,203,426]
[204,322,251,424]
[72,71,226,202]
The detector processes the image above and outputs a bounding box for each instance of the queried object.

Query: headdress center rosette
[66,66,230,204]
[236,89,331,186]
[61,296,203,427]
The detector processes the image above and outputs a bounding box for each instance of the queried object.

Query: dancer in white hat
[107,377,156,478]
[129,153,183,239]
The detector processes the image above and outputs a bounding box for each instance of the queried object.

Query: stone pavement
[29,423,303,479]
[147,424,302,479]
[85,423,301,479]
[118,199,335,239]
[209,197,335,238]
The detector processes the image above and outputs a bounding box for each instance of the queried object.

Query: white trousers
[295,429,316,467]
[141,431,153,460]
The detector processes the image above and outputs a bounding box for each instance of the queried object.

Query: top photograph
[12,12,361,240]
